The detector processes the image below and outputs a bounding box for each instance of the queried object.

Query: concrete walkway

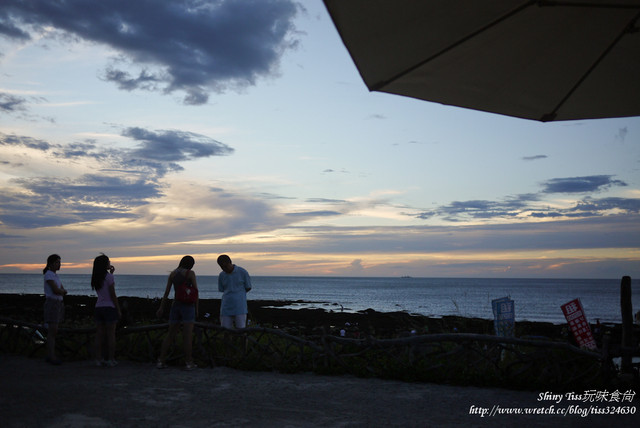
[0,354,637,427]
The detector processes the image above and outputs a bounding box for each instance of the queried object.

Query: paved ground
[0,354,637,427]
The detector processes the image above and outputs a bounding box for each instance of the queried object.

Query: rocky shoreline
[0,292,597,342]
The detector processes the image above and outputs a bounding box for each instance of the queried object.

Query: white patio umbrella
[323,0,640,121]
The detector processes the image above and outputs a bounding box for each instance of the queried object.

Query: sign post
[561,298,597,350]
[492,297,515,337]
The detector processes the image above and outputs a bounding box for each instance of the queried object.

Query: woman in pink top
[91,254,121,367]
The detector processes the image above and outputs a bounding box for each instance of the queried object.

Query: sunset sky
[1,0,639,278]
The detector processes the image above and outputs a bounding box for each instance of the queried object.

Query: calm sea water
[0,274,637,325]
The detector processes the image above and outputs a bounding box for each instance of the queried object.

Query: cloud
[254,192,296,200]
[522,155,547,161]
[123,127,234,161]
[0,232,24,239]
[417,194,539,221]
[1,0,300,105]
[570,197,640,214]
[20,174,161,205]
[0,126,236,228]
[541,175,627,194]
[306,198,347,204]
[413,177,630,223]
[0,132,174,178]
[529,197,640,219]
[0,92,28,113]
[322,168,350,174]
[211,215,640,255]
[0,175,161,228]
[2,126,233,177]
[392,140,437,147]
[338,258,364,274]
[0,92,53,122]
[412,186,640,222]
[0,133,52,150]
[438,200,519,220]
[615,127,628,143]
[0,8,30,39]
[285,210,342,218]
[414,211,436,220]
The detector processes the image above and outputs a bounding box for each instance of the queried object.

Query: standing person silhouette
[43,254,67,365]
[91,254,121,367]
[217,255,252,329]
[156,256,199,370]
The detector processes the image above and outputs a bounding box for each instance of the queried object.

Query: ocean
[0,274,638,325]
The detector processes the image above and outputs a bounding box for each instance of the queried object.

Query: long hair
[91,254,110,290]
[43,254,61,275]
[178,255,195,270]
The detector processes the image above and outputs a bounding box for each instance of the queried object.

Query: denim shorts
[169,300,195,324]
[95,306,118,323]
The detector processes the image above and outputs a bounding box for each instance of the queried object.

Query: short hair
[217,254,231,265]
[179,255,195,269]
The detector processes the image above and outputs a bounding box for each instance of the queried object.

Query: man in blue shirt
[217,254,252,329]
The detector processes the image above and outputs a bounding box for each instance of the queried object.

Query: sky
[0,0,639,278]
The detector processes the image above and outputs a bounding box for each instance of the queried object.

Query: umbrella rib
[540,11,640,121]
[369,0,537,92]
[542,1,640,9]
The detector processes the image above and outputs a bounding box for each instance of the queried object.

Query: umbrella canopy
[323,0,640,121]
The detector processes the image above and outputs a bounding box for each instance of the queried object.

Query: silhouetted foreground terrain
[1,293,576,339]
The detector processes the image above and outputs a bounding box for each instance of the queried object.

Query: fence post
[620,276,633,375]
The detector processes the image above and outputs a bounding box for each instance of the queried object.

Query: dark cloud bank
[414,175,637,222]
[0,128,233,227]
[0,0,300,104]
[2,128,638,236]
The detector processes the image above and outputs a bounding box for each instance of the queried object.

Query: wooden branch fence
[0,316,624,391]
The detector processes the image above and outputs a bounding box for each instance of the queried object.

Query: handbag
[175,269,198,303]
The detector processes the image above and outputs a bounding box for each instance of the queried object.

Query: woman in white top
[43,254,67,365]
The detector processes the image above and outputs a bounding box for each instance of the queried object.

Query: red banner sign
[561,298,597,350]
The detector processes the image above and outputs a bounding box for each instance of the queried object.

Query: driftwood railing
[0,317,622,391]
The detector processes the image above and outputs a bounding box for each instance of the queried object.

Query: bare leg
[95,323,105,361]
[106,322,117,361]
[47,323,59,361]
[220,315,233,329]
[158,323,180,363]
[235,314,247,329]
[183,322,194,364]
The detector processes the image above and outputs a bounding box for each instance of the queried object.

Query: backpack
[175,269,198,303]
